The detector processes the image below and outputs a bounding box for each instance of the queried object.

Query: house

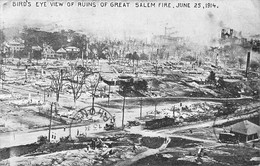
[229,120,260,142]
[32,45,42,51]
[3,41,25,57]
[65,46,80,53]
[42,44,55,59]
[56,47,67,59]
[65,46,80,59]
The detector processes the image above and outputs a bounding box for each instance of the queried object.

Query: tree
[106,40,119,63]
[119,80,133,94]
[139,53,149,60]
[133,79,148,91]
[89,42,108,59]
[21,27,69,58]
[50,69,65,103]
[217,77,225,89]
[132,51,140,66]
[250,61,260,72]
[21,27,40,56]
[32,50,42,63]
[65,65,92,107]
[70,34,86,58]
[207,71,216,85]
[238,58,245,69]
[85,73,101,112]
[0,30,5,44]
[0,52,4,64]
[0,64,5,89]
[125,53,132,61]
[181,55,196,62]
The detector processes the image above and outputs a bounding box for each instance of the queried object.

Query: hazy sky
[1,0,260,45]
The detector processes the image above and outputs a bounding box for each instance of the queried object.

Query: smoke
[207,12,215,22]
[218,21,225,28]
[194,11,222,47]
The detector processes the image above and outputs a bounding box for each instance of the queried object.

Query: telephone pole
[108,85,110,105]
[140,97,143,119]
[48,102,54,142]
[122,95,125,130]
[156,49,159,76]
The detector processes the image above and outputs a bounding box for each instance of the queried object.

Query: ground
[0,58,260,165]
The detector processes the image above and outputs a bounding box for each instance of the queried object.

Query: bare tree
[66,65,92,107]
[85,73,101,112]
[50,69,64,103]
[0,63,6,89]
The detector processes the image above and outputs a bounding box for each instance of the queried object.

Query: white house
[32,45,42,51]
[65,46,80,53]
[65,46,80,59]
[4,41,25,57]
[56,47,67,59]
[42,44,55,59]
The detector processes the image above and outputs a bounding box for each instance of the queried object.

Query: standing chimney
[230,29,233,38]
[245,52,250,78]
[221,29,225,39]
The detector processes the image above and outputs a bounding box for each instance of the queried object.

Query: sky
[1,0,260,45]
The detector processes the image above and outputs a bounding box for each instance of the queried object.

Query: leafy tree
[125,53,132,60]
[250,60,260,71]
[32,50,42,63]
[133,80,148,91]
[139,53,149,60]
[106,40,119,63]
[21,27,37,55]
[21,27,68,56]
[207,71,216,85]
[14,50,27,59]
[181,55,196,62]
[0,65,5,80]
[47,31,67,51]
[89,42,108,59]
[70,34,86,58]
[217,77,225,89]
[0,30,5,44]
[132,51,140,66]
[238,58,245,69]
[0,51,4,64]
[119,77,134,94]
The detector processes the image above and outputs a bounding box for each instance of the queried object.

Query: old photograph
[0,0,260,165]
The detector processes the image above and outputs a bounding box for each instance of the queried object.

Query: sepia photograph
[0,0,260,165]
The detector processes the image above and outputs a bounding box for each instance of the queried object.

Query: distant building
[65,46,80,59]
[32,45,42,51]
[3,41,25,57]
[221,29,234,39]
[65,46,80,53]
[152,35,184,46]
[42,44,55,59]
[56,47,67,59]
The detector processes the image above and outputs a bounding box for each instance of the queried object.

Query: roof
[65,46,80,52]
[56,48,67,53]
[230,120,260,135]
[5,41,24,47]
[43,45,55,53]
[32,46,42,50]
